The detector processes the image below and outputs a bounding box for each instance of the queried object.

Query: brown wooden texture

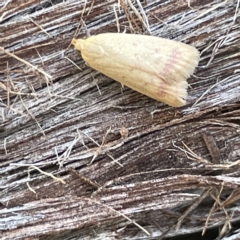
[0,0,240,239]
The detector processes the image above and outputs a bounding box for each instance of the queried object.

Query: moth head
[71,38,84,51]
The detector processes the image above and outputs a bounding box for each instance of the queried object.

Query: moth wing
[98,63,188,107]
[76,33,199,106]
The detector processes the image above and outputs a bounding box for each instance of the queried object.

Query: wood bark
[0,0,240,239]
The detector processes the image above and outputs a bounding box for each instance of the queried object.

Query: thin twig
[87,0,95,15]
[126,0,150,33]
[85,197,150,236]
[25,165,66,194]
[0,46,52,79]
[183,0,228,26]
[19,94,46,137]
[176,189,209,231]
[30,18,53,38]
[192,76,232,107]
[113,3,120,33]
[69,167,101,188]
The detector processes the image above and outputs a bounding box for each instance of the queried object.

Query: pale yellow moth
[71,33,199,107]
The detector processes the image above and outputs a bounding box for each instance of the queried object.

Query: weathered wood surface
[0,0,240,239]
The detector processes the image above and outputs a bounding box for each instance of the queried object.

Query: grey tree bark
[0,0,240,239]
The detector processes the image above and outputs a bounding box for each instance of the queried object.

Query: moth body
[71,33,199,107]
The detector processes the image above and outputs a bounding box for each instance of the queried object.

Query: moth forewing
[71,33,199,107]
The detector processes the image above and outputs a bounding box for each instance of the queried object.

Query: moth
[71,33,199,107]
